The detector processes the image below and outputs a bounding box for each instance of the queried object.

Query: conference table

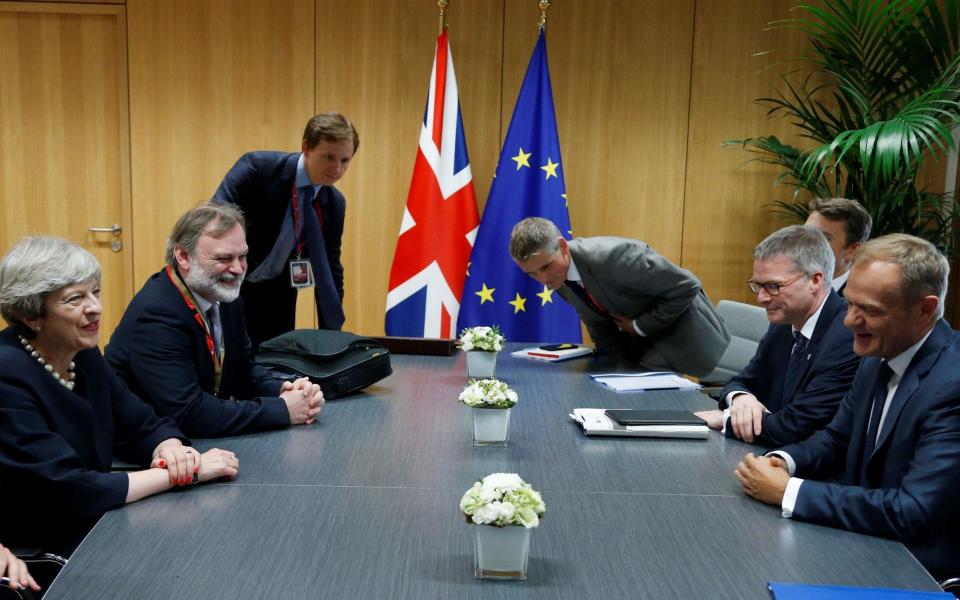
[46,345,940,598]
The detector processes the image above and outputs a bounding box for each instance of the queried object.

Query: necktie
[246,190,303,282]
[565,280,609,317]
[863,362,895,462]
[781,331,808,401]
[207,304,224,360]
[302,188,346,329]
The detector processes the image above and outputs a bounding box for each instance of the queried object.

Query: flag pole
[538,0,551,31]
[438,0,448,34]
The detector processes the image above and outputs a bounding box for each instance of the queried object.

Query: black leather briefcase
[255,330,392,399]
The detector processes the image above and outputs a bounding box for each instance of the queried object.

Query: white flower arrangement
[459,325,505,352]
[459,378,518,409]
[460,473,546,529]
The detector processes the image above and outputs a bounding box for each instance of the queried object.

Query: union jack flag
[385,31,479,338]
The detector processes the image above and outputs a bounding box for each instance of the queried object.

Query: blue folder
[768,582,952,599]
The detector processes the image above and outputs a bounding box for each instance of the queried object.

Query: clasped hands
[281,377,324,425]
[151,439,239,487]
[735,453,789,506]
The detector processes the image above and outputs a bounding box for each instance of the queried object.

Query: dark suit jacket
[720,291,860,447]
[105,269,290,438]
[558,237,730,378]
[0,327,186,554]
[779,320,960,579]
[212,151,346,340]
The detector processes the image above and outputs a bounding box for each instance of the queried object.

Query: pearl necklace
[18,335,76,390]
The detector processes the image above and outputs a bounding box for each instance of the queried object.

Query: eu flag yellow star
[512,147,532,170]
[536,285,554,306]
[508,292,527,314]
[475,283,495,304]
[541,157,559,179]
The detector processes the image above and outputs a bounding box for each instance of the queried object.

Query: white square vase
[472,524,531,580]
[465,350,497,378]
[471,407,511,447]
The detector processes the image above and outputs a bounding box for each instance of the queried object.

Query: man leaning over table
[695,225,860,446]
[508,217,730,378]
[735,234,960,581]
[106,203,323,438]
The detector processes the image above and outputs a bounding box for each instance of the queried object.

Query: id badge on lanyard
[290,184,315,289]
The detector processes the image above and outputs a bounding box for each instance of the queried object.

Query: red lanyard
[291,184,325,258]
[166,266,222,393]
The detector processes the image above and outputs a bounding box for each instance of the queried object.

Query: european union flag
[456,31,581,344]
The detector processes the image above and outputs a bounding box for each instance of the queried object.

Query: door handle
[88,224,123,252]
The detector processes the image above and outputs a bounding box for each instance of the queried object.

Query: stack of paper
[568,409,709,439]
[768,582,952,599]
[590,372,701,392]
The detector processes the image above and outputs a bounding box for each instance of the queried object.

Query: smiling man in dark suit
[696,225,861,446]
[212,113,358,350]
[735,234,960,580]
[106,204,323,437]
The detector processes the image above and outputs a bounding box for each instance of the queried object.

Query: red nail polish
[158,459,167,468]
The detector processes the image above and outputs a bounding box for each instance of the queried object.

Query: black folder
[604,409,706,427]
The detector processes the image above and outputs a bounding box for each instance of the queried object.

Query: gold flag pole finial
[538,0,551,31]
[438,0,449,35]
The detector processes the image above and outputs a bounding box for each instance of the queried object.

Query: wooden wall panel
[127,0,315,325]
[503,0,696,263]
[318,0,503,335]
[682,0,815,305]
[0,2,131,343]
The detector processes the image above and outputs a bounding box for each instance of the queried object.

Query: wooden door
[0,2,132,345]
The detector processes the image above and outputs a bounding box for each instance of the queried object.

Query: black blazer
[212,151,346,297]
[720,291,860,447]
[0,327,185,554]
[105,269,289,438]
[780,319,960,580]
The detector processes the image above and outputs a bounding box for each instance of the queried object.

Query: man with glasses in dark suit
[696,225,860,446]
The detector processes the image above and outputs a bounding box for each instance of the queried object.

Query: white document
[589,372,701,392]
[569,409,709,439]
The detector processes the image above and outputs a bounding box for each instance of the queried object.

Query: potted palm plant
[727,0,960,252]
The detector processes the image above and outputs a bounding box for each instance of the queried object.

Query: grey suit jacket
[558,237,730,377]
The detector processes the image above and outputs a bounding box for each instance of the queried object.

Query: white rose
[482,472,524,491]
[471,503,499,525]
[497,501,516,521]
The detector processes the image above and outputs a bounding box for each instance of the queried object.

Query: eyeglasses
[746,272,808,296]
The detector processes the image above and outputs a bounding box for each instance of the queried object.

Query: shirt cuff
[721,408,730,434]
[767,451,796,476]
[632,321,647,337]
[781,477,804,518]
[722,391,747,409]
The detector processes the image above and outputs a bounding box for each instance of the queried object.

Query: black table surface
[45,346,940,598]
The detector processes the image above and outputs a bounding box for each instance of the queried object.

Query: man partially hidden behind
[508,217,730,378]
[735,234,960,580]
[212,113,358,350]
[804,197,872,296]
[696,225,861,446]
[106,204,323,437]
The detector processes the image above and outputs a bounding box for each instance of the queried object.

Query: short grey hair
[754,225,835,287]
[0,236,101,335]
[166,203,246,267]
[808,197,873,245]
[855,234,949,320]
[509,217,562,262]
